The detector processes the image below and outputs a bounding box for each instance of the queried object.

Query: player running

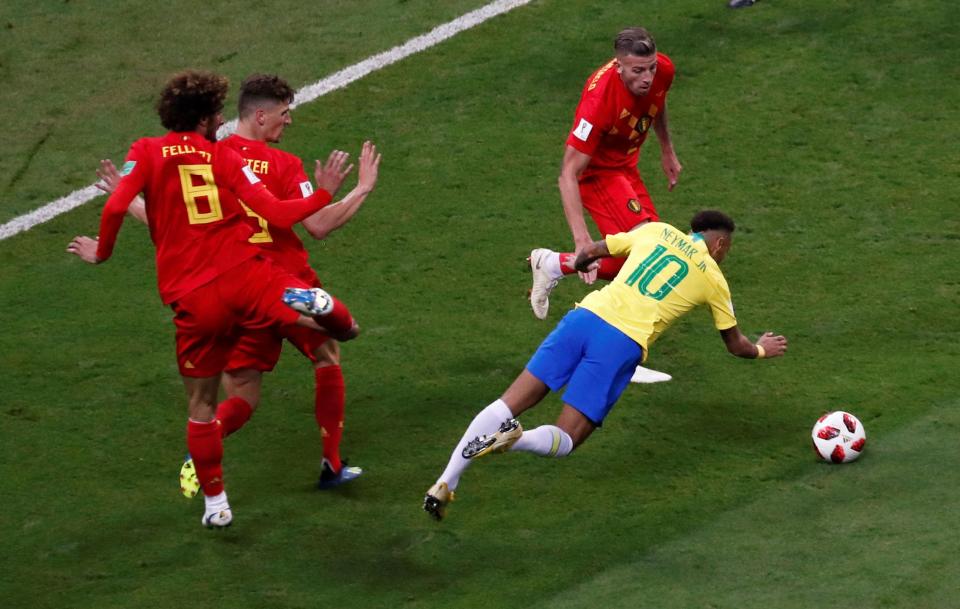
[425,211,787,520]
[529,26,681,383]
[68,70,361,528]
[94,74,381,490]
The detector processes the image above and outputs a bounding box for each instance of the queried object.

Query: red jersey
[96,131,332,304]
[565,53,675,173]
[220,134,317,283]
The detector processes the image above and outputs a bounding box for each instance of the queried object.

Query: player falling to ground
[529,26,681,384]
[94,74,381,490]
[68,70,362,529]
[425,211,787,520]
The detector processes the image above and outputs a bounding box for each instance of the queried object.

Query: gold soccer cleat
[179,456,200,499]
[461,418,523,459]
[423,481,455,521]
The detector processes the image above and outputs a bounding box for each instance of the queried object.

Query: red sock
[314,365,345,472]
[316,296,354,337]
[216,396,252,438]
[559,253,577,276]
[187,419,224,496]
[596,257,625,280]
[558,253,624,279]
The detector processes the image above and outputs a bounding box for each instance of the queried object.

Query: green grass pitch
[1,1,958,607]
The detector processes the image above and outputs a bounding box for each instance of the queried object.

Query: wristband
[755,344,766,359]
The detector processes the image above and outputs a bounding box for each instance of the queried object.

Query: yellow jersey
[578,222,738,356]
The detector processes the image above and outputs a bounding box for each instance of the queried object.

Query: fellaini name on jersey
[573,118,593,142]
[161,145,211,161]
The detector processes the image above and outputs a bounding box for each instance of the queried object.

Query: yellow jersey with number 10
[578,222,738,356]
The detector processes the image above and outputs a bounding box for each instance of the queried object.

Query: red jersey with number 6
[96,131,331,303]
[565,53,675,173]
[220,134,319,284]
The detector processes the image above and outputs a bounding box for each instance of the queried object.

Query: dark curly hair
[690,210,736,234]
[614,27,656,57]
[156,70,229,132]
[238,74,295,119]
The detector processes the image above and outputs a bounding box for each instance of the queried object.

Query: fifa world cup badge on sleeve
[573,118,593,142]
[120,161,136,176]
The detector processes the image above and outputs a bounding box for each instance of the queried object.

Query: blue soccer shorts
[525,307,644,425]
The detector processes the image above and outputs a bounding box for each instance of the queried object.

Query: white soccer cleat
[201,508,233,529]
[283,287,334,316]
[529,248,559,320]
[630,365,673,384]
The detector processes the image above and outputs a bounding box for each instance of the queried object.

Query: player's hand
[574,242,598,285]
[356,141,381,194]
[66,236,102,264]
[661,148,682,192]
[757,331,788,359]
[314,150,354,197]
[95,159,122,195]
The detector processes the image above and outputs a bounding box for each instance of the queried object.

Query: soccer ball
[811,411,866,463]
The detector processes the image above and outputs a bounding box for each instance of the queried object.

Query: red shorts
[170,256,310,377]
[579,169,659,237]
[224,274,331,372]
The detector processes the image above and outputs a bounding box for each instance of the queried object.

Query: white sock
[439,399,513,490]
[543,251,564,280]
[510,425,573,457]
[204,491,230,514]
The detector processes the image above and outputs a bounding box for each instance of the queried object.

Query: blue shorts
[526,308,644,425]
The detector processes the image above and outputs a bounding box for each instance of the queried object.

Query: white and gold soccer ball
[811,411,866,463]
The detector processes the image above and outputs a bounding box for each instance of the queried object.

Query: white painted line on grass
[0,0,533,242]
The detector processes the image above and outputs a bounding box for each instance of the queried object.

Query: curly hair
[238,73,295,119]
[156,70,229,132]
[614,27,657,57]
[690,210,736,234]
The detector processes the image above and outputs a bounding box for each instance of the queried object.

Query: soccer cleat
[727,0,756,7]
[629,365,673,384]
[528,248,559,320]
[317,459,364,490]
[283,287,334,316]
[179,455,200,499]
[423,481,455,521]
[201,508,233,529]
[462,418,523,459]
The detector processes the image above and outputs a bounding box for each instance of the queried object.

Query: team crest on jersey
[627,199,642,213]
[120,161,136,176]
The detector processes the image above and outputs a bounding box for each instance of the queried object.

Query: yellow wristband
[755,344,766,359]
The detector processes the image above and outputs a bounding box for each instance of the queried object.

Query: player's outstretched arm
[559,145,599,284]
[96,159,147,224]
[302,141,381,240]
[720,327,788,359]
[652,102,681,191]
[314,149,355,198]
[570,239,611,274]
[66,235,100,264]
